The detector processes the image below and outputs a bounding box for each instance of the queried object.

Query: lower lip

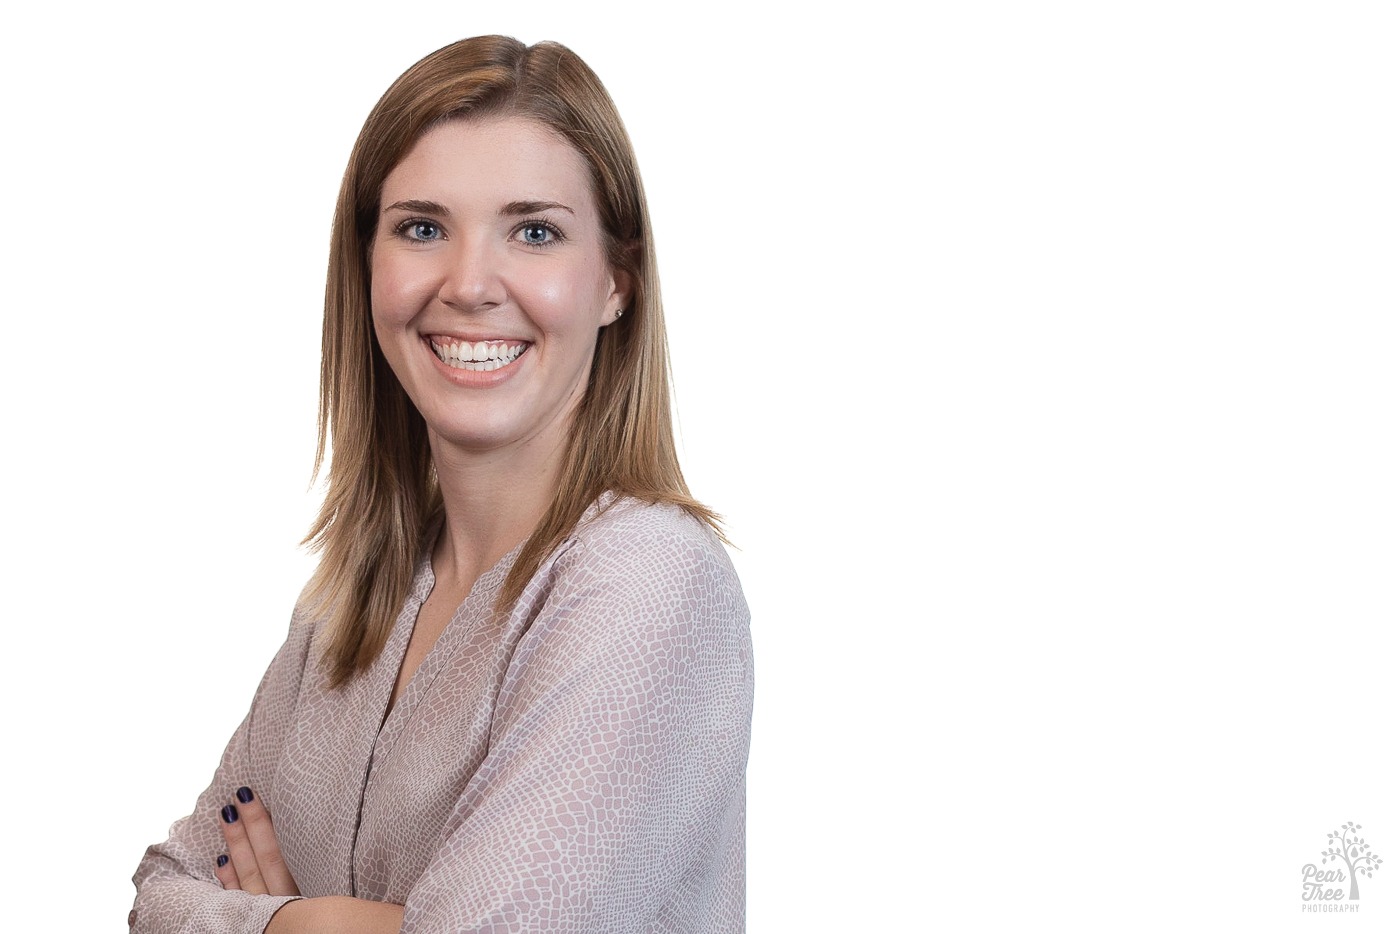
[424,339,530,387]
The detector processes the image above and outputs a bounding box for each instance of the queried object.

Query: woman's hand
[211,788,404,933]
[212,786,301,897]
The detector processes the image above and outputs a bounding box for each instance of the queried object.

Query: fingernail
[221,804,238,823]
[217,854,229,868]
[236,786,254,804]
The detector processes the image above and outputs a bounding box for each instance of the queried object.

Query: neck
[427,428,568,593]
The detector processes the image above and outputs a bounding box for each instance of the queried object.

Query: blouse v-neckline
[367,494,613,746]
[373,538,525,746]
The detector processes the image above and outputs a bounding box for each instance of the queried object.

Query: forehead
[382,116,597,215]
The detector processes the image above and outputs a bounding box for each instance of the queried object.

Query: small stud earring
[614,308,624,319]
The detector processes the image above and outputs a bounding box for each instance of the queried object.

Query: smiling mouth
[429,338,529,371]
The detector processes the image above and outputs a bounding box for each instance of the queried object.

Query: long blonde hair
[304,36,719,688]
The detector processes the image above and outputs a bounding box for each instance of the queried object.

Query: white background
[1,1,1396,931]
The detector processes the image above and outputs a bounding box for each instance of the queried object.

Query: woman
[130,36,752,934]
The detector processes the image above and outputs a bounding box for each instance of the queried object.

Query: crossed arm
[135,520,751,933]
[212,786,403,934]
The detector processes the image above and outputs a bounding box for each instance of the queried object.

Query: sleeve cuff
[130,882,303,934]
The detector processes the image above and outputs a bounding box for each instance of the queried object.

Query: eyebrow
[381,199,576,218]
[499,200,575,217]
[383,199,449,216]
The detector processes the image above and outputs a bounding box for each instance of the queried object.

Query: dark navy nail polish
[236,786,254,804]
[221,804,238,823]
[217,854,229,868]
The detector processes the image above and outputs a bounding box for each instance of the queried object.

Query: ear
[598,248,637,328]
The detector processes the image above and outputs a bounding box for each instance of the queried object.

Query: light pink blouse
[131,497,752,933]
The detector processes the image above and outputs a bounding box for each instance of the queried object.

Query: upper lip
[425,333,531,345]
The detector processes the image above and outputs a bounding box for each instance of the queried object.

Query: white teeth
[430,340,526,371]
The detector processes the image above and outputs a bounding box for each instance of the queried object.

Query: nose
[436,235,508,312]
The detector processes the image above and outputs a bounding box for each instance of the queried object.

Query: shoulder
[269,594,322,676]
[505,496,751,706]
[287,581,332,651]
[558,495,742,600]
[520,496,749,645]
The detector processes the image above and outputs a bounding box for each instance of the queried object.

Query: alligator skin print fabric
[130,497,753,933]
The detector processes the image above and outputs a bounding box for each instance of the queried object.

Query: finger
[231,786,299,896]
[213,853,240,891]
[219,803,268,895]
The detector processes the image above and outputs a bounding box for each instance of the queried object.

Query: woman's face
[370,116,628,457]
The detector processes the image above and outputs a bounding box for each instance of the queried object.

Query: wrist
[264,896,404,934]
[263,898,309,934]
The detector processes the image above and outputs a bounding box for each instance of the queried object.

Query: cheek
[520,264,612,333]
[516,278,576,333]
[369,260,421,330]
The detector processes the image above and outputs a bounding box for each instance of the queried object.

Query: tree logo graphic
[1318,822,1384,900]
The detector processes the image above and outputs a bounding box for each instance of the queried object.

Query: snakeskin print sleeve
[401,505,753,933]
[129,612,316,934]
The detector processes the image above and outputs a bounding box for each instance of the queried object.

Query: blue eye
[515,219,564,247]
[395,219,443,242]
